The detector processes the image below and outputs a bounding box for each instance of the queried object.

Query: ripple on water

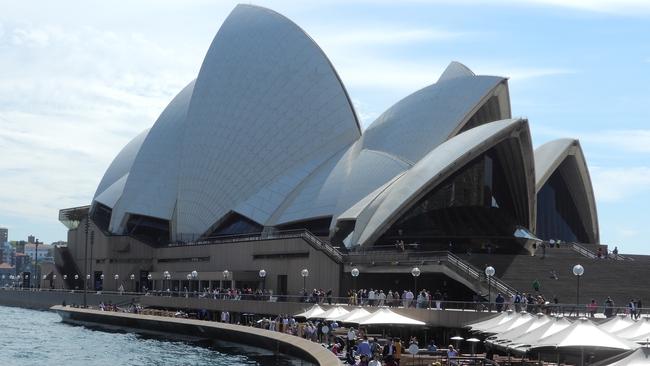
[0,306,311,366]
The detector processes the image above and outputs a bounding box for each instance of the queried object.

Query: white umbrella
[465,310,517,333]
[358,308,425,326]
[616,318,650,340]
[336,308,370,323]
[591,347,650,366]
[294,304,325,319]
[321,306,349,320]
[599,314,636,334]
[506,316,573,353]
[486,311,535,335]
[489,313,551,345]
[531,317,639,351]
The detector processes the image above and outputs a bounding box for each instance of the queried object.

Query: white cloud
[584,129,650,154]
[316,27,465,46]
[0,22,199,232]
[590,166,650,202]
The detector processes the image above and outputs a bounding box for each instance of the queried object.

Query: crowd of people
[345,288,449,309]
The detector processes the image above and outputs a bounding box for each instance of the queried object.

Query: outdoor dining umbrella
[294,304,325,319]
[335,307,371,323]
[506,315,573,354]
[615,318,650,341]
[358,308,425,326]
[320,306,349,320]
[591,346,650,366]
[486,311,535,335]
[487,313,551,350]
[530,318,639,366]
[465,310,516,333]
[598,314,636,334]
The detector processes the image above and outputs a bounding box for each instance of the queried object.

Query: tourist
[427,341,438,352]
[357,336,372,358]
[604,297,615,318]
[433,289,443,310]
[636,299,643,319]
[628,299,636,317]
[447,345,459,366]
[495,293,505,312]
[347,327,357,354]
[378,290,386,306]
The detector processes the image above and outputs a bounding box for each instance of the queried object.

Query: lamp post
[114,274,119,292]
[163,271,170,293]
[485,266,495,311]
[63,274,67,290]
[301,268,309,292]
[74,274,79,290]
[259,269,267,294]
[53,274,56,290]
[191,270,198,293]
[130,274,135,293]
[100,274,104,291]
[573,264,584,314]
[351,267,360,304]
[411,267,421,294]
[147,274,152,292]
[222,270,230,291]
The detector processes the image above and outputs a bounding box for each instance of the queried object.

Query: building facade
[56,5,600,298]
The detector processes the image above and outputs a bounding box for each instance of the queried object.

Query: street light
[53,274,57,290]
[222,270,230,290]
[163,271,171,293]
[86,274,91,290]
[485,266,495,311]
[100,274,104,291]
[114,274,119,292]
[573,264,584,313]
[411,267,421,294]
[147,274,152,291]
[191,270,198,293]
[129,274,135,292]
[351,267,360,301]
[301,268,309,292]
[259,269,267,294]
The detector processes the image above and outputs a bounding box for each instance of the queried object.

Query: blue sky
[0,1,648,253]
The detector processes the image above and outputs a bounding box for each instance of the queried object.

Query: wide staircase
[459,246,650,308]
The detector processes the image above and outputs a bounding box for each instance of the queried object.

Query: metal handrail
[446,252,517,297]
[570,242,597,259]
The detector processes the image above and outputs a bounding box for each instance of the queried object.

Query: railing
[446,252,517,298]
[3,287,647,320]
[569,242,632,261]
[343,249,517,298]
[569,242,597,259]
[168,229,344,263]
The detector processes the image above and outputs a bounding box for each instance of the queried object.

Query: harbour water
[0,306,308,366]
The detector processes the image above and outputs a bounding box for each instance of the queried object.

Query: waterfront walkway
[52,305,341,366]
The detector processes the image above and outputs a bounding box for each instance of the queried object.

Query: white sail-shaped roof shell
[174,4,361,236]
[108,80,196,233]
[534,138,599,243]
[269,63,511,229]
[93,128,149,208]
[352,118,536,247]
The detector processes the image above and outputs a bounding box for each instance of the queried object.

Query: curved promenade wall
[52,305,340,366]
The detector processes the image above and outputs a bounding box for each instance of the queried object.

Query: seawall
[53,305,340,366]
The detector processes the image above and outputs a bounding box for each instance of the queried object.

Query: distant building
[0,241,14,265]
[27,235,35,244]
[0,263,16,285]
[24,243,53,262]
[14,253,31,277]
[0,227,7,243]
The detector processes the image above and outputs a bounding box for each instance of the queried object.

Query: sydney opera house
[55,5,605,300]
